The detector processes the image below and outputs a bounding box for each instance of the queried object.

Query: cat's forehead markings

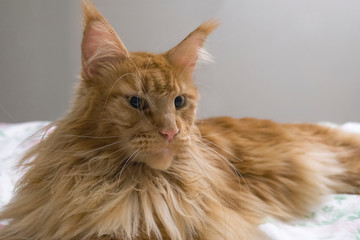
[136,65,179,97]
[146,70,173,95]
[109,74,141,97]
[112,52,183,96]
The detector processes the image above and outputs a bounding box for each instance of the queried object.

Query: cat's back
[196,116,341,143]
[196,117,292,146]
[195,116,346,161]
[196,116,360,164]
[197,117,280,133]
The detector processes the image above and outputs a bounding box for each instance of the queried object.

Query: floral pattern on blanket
[260,194,360,240]
[0,122,360,239]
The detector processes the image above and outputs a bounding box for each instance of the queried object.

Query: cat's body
[0,1,359,240]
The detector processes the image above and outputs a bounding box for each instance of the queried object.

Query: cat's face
[96,53,199,170]
[77,1,217,170]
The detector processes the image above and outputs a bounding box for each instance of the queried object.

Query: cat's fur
[0,1,359,240]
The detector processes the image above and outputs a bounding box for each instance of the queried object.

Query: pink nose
[160,129,179,141]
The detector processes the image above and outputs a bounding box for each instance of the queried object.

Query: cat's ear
[81,0,128,79]
[166,20,219,71]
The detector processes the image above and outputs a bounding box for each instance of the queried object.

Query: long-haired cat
[0,1,359,239]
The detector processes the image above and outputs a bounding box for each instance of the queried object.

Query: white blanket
[0,121,359,239]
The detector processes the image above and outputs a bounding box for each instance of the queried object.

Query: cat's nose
[160,129,179,142]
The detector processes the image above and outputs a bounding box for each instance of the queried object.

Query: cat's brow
[141,69,179,97]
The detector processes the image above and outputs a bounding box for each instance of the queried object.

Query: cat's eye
[129,96,146,110]
[174,95,185,109]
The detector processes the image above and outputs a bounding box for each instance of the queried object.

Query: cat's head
[72,0,218,170]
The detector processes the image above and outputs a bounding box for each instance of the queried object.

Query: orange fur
[0,1,359,239]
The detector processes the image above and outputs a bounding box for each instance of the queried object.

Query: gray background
[0,0,359,123]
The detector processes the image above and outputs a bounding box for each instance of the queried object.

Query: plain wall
[0,0,359,123]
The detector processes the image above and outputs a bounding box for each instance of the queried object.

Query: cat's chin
[143,149,174,171]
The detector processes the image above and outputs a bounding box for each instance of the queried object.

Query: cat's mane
[10,117,259,240]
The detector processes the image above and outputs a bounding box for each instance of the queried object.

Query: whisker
[118,143,144,178]
[63,134,120,139]
[196,130,234,138]
[200,138,244,163]
[196,141,244,180]
[138,108,156,129]
[176,62,192,80]
[90,144,128,161]
[192,137,250,193]
[126,55,142,79]
[0,102,17,122]
[101,72,137,115]
[54,139,124,156]
[80,140,124,155]
[186,146,231,232]
[99,71,155,129]
[191,139,250,221]
[123,55,156,110]
[186,148,219,191]
[196,81,220,98]
[134,75,156,110]
[142,29,191,78]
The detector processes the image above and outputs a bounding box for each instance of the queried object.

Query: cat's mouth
[148,148,174,170]
[137,147,175,171]
[127,134,187,170]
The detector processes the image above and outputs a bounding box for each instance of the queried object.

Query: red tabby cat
[0,1,359,240]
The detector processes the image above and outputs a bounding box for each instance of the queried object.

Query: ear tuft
[166,19,219,70]
[195,19,220,38]
[81,0,128,79]
[82,0,103,26]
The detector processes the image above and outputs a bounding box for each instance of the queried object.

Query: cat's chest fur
[90,148,244,240]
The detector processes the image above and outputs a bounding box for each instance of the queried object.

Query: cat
[0,1,359,239]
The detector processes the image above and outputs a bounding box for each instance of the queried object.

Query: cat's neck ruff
[89,145,225,240]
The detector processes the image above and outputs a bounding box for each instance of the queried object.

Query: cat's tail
[297,123,360,195]
[261,122,360,221]
[331,125,360,194]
